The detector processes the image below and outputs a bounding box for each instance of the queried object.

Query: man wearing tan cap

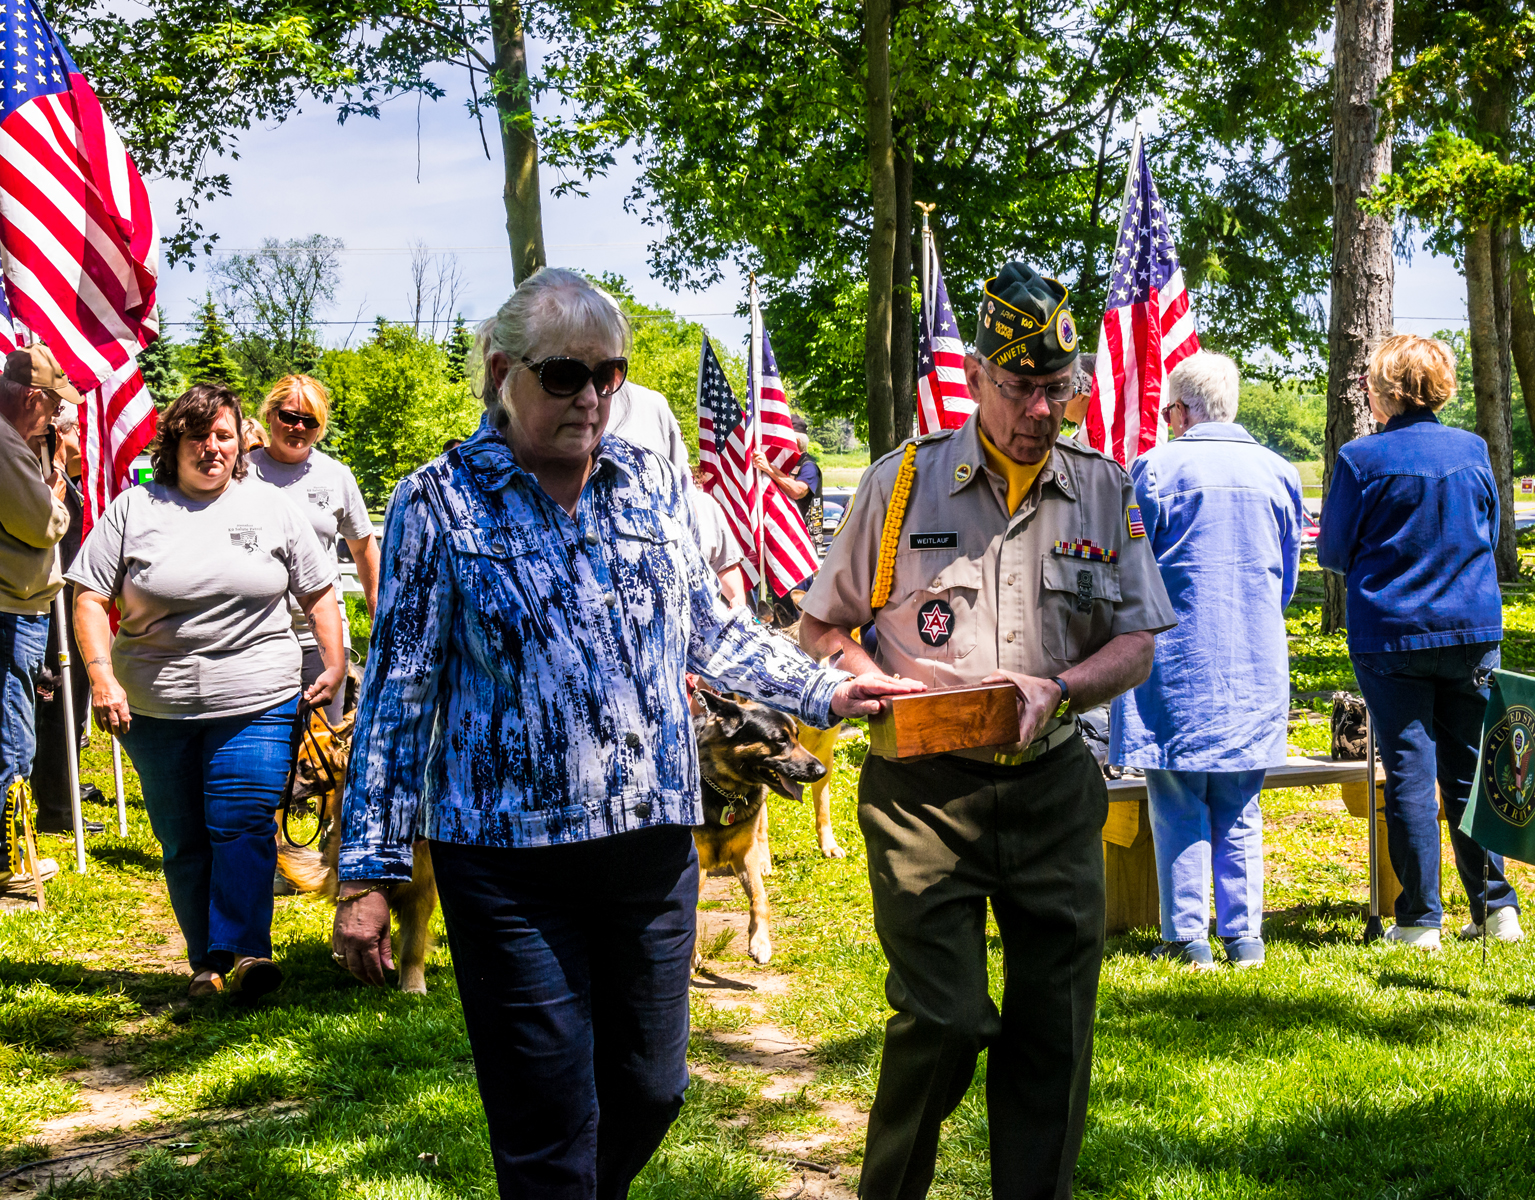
[0,342,80,885]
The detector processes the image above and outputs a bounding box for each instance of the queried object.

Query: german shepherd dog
[692,688,829,966]
[274,708,440,995]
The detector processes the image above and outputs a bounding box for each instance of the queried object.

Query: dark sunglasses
[274,408,320,430]
[521,355,628,398]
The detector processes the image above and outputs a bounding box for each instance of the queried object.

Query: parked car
[1300,507,1320,549]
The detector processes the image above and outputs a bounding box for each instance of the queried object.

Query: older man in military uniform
[800,262,1175,1200]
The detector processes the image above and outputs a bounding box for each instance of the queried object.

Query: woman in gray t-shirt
[69,385,343,1002]
[250,374,380,724]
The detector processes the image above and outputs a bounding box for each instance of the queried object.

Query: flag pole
[917,202,935,337]
[52,545,85,875]
[111,736,127,836]
[748,274,767,604]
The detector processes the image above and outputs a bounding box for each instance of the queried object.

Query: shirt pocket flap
[1041,555,1121,603]
[612,509,679,544]
[447,527,540,559]
[892,552,985,607]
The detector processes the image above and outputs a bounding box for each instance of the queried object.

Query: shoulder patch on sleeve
[1126,504,1146,538]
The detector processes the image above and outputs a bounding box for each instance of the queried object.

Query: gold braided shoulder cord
[870,442,918,610]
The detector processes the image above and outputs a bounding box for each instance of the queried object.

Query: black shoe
[80,784,107,806]
[35,819,105,835]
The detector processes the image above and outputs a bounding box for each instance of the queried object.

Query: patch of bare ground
[2,1036,179,1198]
[691,879,862,1199]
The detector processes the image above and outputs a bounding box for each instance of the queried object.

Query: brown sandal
[228,957,283,999]
[188,970,224,998]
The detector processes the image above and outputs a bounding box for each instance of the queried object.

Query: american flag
[749,322,799,471]
[1084,132,1198,465]
[916,235,974,434]
[0,0,158,528]
[697,335,818,598]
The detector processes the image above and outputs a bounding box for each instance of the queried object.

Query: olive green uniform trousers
[856,735,1108,1200]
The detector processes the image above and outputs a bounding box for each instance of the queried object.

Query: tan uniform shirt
[0,414,68,614]
[802,415,1176,752]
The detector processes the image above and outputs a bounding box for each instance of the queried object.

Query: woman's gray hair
[1166,351,1240,423]
[468,268,630,430]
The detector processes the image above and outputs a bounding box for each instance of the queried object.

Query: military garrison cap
[975,262,1079,375]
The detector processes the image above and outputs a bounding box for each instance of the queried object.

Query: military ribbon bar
[1052,539,1117,564]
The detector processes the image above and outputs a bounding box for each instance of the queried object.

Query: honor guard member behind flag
[800,262,1176,1200]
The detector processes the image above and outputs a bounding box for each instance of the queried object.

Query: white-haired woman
[1110,352,1304,969]
[330,267,918,1198]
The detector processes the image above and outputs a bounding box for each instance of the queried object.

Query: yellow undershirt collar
[978,426,1049,515]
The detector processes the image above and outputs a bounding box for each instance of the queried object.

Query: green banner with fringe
[1464,668,1535,866]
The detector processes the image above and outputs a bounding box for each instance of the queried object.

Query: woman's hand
[332,883,394,986]
[983,670,1062,747]
[304,665,346,708]
[830,670,925,718]
[87,664,131,735]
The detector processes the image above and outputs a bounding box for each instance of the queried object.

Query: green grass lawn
[8,547,1535,1197]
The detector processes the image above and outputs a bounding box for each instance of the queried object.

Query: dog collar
[705,779,756,824]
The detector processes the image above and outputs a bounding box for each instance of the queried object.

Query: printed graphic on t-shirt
[228,524,261,552]
[306,486,332,509]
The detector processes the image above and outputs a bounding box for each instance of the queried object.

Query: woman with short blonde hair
[250,374,377,724]
[1366,333,1457,418]
[1318,333,1521,949]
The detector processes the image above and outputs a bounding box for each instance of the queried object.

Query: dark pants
[31,588,90,830]
[432,826,698,1200]
[118,696,297,972]
[857,736,1108,1200]
[1353,641,1519,928]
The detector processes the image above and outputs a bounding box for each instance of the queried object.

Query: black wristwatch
[1050,676,1071,721]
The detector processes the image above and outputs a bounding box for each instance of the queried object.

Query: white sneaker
[1384,924,1441,950]
[1460,908,1524,942]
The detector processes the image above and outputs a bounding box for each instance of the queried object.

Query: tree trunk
[490,0,546,284]
[1322,0,1394,633]
[891,143,915,445]
[864,0,896,459]
[1469,224,1519,580]
[1510,229,1535,437]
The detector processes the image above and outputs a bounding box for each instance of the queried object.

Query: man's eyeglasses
[978,363,1072,405]
[275,408,320,430]
[521,355,629,399]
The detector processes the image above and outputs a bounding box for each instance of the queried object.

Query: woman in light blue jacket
[1111,352,1303,969]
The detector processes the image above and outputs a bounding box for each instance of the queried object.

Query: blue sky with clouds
[141,72,1470,362]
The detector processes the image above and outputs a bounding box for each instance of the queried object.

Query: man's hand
[752,448,774,475]
[984,670,1063,747]
[830,670,925,718]
[333,884,394,986]
[46,468,66,503]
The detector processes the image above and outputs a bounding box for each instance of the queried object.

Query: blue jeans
[432,827,697,1200]
[1353,641,1519,928]
[0,611,49,787]
[118,696,298,972]
[1145,769,1266,942]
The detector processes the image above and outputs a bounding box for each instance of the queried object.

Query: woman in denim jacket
[1318,333,1522,950]
[330,268,917,1199]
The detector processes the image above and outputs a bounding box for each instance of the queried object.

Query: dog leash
[280,698,341,848]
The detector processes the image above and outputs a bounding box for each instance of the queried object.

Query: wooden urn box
[866,682,1020,759]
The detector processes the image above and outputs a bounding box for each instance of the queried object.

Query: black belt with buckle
[989,719,1080,767]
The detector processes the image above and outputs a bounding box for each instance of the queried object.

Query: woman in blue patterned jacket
[330,268,917,1199]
